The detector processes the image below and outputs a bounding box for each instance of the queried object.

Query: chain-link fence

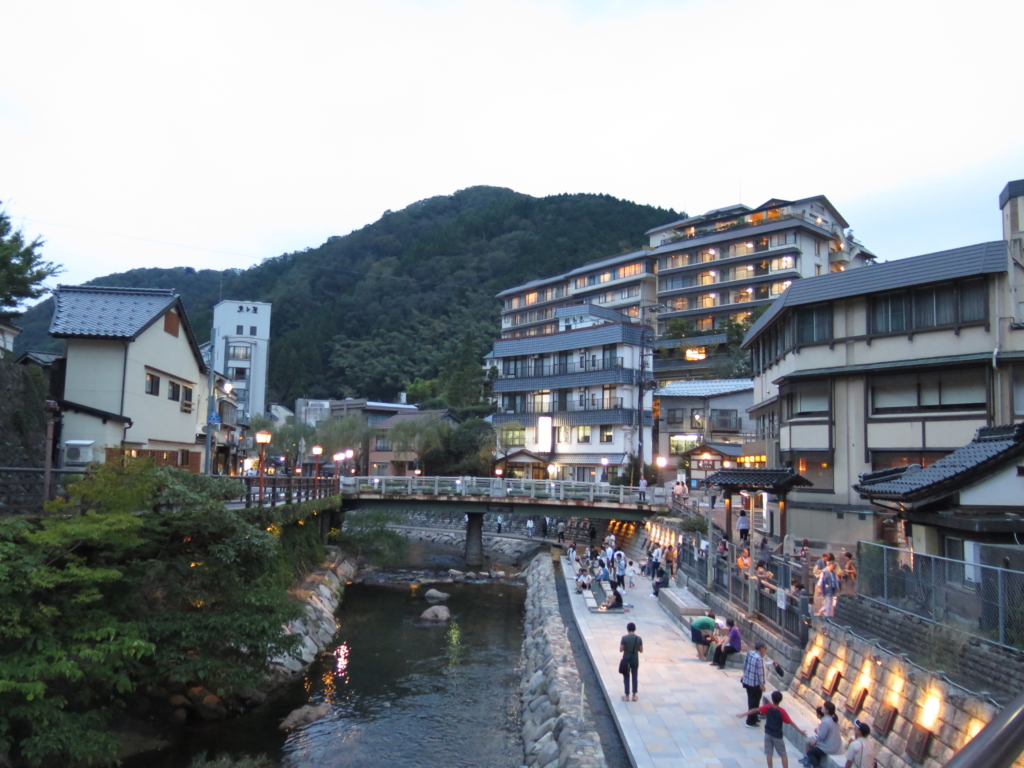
[857,541,1024,651]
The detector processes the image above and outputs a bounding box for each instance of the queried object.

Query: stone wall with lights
[790,623,1024,768]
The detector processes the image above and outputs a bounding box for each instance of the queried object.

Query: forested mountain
[15,186,678,405]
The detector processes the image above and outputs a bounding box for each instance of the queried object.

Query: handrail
[942,690,1024,768]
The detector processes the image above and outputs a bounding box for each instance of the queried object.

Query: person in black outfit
[652,566,670,597]
[589,524,597,545]
[619,622,643,701]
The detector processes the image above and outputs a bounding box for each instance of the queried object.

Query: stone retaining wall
[391,525,539,564]
[521,555,607,768]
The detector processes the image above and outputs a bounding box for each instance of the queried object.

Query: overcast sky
[2,0,1022,294]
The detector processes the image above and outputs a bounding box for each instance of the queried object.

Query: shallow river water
[131,542,527,768]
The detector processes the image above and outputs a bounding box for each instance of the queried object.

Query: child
[738,690,807,768]
[627,560,637,588]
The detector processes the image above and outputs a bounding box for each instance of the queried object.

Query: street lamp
[600,456,609,483]
[495,467,503,476]
[547,463,557,484]
[255,430,272,505]
[333,451,344,494]
[655,455,668,486]
[312,445,323,495]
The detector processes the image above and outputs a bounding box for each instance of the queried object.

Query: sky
[2,0,1023,294]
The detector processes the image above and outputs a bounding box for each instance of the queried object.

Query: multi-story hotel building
[649,196,875,379]
[739,180,1024,551]
[491,251,657,481]
[209,300,272,422]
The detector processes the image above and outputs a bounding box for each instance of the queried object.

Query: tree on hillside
[0,204,61,311]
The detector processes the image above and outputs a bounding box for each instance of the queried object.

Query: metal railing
[857,541,1024,652]
[497,397,626,415]
[327,475,659,505]
[238,475,340,507]
[658,211,837,246]
[498,357,624,379]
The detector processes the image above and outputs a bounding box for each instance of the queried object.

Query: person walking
[618,622,643,702]
[801,702,842,767]
[740,642,768,727]
[638,475,648,501]
[737,690,807,768]
[672,481,684,505]
[737,510,751,542]
[615,553,627,589]
[817,561,840,617]
[557,520,566,543]
[496,515,503,534]
[525,517,534,538]
[627,560,637,589]
[840,551,857,596]
[650,544,662,578]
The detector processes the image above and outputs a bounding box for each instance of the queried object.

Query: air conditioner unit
[64,439,95,467]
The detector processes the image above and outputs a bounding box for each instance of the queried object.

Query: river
[128,541,527,768]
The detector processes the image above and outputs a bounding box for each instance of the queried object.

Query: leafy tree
[708,304,769,379]
[0,203,61,311]
[333,511,408,565]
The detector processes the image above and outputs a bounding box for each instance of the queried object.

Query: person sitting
[690,612,716,659]
[651,566,670,597]
[802,701,842,767]
[599,584,624,611]
[790,577,806,598]
[575,568,593,594]
[737,548,751,572]
[755,560,774,580]
[712,618,741,668]
[597,560,611,583]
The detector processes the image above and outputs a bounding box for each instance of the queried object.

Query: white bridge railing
[344,475,663,505]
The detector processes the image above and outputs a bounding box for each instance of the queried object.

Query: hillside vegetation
[16,186,677,404]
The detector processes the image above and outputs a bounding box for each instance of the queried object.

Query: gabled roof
[743,240,1008,347]
[853,424,1024,503]
[375,409,459,430]
[49,285,207,372]
[656,379,753,398]
[680,442,745,458]
[15,350,62,366]
[701,467,813,491]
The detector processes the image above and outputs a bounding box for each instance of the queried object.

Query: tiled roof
[15,350,62,366]
[50,285,179,339]
[682,442,746,458]
[701,468,813,491]
[656,379,753,398]
[743,240,1008,346]
[999,179,1024,209]
[854,423,1024,502]
[375,410,457,429]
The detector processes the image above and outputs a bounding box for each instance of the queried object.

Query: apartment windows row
[665,408,740,430]
[499,424,617,446]
[234,325,258,336]
[658,232,798,271]
[500,346,622,378]
[144,372,194,411]
[573,262,649,289]
[752,302,833,374]
[500,387,625,413]
[869,279,986,334]
[505,284,569,310]
[871,369,987,414]
[590,285,642,304]
[505,306,557,326]
[659,258,796,292]
[666,281,791,311]
[502,322,558,339]
[228,345,252,360]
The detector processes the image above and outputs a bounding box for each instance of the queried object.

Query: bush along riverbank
[520,554,607,768]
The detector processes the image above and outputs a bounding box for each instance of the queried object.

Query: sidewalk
[562,557,817,768]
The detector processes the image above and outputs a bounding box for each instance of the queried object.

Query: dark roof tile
[50,285,179,339]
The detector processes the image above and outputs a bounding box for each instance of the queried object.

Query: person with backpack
[738,690,808,768]
[817,560,840,617]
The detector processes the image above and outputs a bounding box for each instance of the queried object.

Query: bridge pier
[465,512,484,569]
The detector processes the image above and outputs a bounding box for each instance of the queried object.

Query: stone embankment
[520,554,607,768]
[391,525,538,564]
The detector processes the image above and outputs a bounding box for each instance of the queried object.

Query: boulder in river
[420,605,451,622]
[424,589,450,602]
[279,703,331,731]
[447,569,464,576]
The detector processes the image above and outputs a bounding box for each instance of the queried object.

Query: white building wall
[211,300,272,421]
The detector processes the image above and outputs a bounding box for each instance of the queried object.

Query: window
[684,346,707,361]
[699,293,717,308]
[731,241,755,258]
[375,437,393,451]
[525,292,538,305]
[145,373,160,396]
[795,304,832,344]
[666,409,684,424]
[815,239,822,257]
[624,306,639,318]
[556,426,570,444]
[618,262,642,278]
[696,317,714,331]
[250,326,257,336]
[501,427,525,446]
[794,452,834,490]
[167,381,181,401]
[620,285,640,299]
[697,248,717,263]
[164,311,180,337]
[599,271,612,283]
[1014,366,1024,416]
[698,271,717,285]
[771,281,791,296]
[660,275,693,292]
[228,345,251,360]
[574,277,588,289]
[231,367,248,381]
[236,325,244,335]
[670,434,699,454]
[600,425,614,443]
[710,409,739,430]
[182,386,193,407]
[914,283,957,327]
[577,425,591,444]
[690,408,704,429]
[871,370,987,413]
[786,383,830,418]
[871,292,907,333]
[871,451,949,471]
[770,256,794,271]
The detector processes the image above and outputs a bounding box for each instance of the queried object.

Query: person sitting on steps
[712,618,742,668]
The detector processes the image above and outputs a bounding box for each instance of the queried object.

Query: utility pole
[204,327,218,475]
[635,303,667,480]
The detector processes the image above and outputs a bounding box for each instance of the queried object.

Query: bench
[658,587,709,622]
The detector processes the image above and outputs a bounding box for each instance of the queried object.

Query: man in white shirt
[651,545,663,578]
[844,722,871,768]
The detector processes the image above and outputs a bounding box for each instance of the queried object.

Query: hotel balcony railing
[497,357,624,379]
[659,211,837,246]
[497,397,625,415]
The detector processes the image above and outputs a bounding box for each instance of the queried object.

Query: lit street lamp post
[333,451,344,494]
[312,445,323,496]
[600,456,609,483]
[255,430,272,505]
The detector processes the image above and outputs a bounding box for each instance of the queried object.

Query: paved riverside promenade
[561,557,818,768]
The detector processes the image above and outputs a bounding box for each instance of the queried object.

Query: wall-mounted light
[873,654,883,666]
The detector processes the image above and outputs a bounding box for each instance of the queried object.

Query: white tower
[211,300,272,422]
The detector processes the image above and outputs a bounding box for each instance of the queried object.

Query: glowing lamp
[255,430,272,445]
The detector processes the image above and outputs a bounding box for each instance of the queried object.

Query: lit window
[684,347,707,361]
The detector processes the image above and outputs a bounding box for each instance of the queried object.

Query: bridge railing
[340,475,657,504]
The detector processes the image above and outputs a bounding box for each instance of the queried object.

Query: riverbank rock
[424,589,450,601]
[447,568,464,576]
[279,703,331,731]
[421,605,451,622]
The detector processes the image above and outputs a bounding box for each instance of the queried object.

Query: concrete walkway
[561,557,817,768]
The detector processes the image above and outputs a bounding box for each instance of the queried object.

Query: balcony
[658,211,837,247]
[710,414,740,431]
[498,357,624,379]
[497,397,625,415]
